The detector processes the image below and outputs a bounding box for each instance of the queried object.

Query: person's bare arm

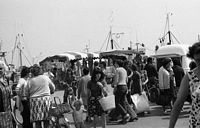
[112,70,118,88]
[169,74,189,128]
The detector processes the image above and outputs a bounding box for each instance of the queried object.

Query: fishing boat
[152,13,191,72]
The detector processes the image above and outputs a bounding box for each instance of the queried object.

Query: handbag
[0,111,13,128]
[131,91,150,113]
[49,97,71,117]
[99,94,115,111]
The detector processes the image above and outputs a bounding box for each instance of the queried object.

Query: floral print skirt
[88,96,105,117]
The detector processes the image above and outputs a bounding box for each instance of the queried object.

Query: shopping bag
[49,97,71,117]
[131,92,150,113]
[0,111,13,128]
[99,95,115,111]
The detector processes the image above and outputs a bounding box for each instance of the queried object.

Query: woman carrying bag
[87,69,108,128]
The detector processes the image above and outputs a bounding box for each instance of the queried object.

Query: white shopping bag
[131,91,150,113]
[99,95,115,111]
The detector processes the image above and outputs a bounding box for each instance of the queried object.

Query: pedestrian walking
[111,59,130,124]
[77,67,91,122]
[87,69,107,128]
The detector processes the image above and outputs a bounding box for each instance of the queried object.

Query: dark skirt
[88,96,105,117]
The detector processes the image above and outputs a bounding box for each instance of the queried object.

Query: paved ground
[12,85,190,128]
[51,90,190,128]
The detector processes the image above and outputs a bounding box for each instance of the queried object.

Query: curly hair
[21,66,30,78]
[30,64,43,77]
[187,42,200,59]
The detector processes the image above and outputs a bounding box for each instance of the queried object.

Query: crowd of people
[1,42,200,128]
[0,64,56,128]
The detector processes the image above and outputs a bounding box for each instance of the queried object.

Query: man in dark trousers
[172,58,185,103]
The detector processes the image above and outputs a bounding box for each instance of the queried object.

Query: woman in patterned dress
[169,42,200,128]
[87,68,107,128]
[0,61,13,128]
[25,65,55,128]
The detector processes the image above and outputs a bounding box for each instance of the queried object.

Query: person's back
[28,75,55,98]
[79,75,90,97]
[116,67,127,85]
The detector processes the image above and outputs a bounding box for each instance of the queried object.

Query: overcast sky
[0,0,200,66]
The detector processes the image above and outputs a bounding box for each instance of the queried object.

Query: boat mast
[160,12,181,46]
[12,34,23,67]
[18,36,23,67]
[100,11,123,51]
[167,13,172,45]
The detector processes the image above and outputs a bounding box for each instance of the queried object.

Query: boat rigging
[159,12,181,46]
[11,33,32,67]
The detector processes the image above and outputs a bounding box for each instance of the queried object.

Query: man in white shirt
[158,66,170,90]
[158,57,173,113]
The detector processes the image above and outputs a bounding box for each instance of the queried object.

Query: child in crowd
[72,100,85,128]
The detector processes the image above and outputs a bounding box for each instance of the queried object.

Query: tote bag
[99,95,115,111]
[131,91,150,113]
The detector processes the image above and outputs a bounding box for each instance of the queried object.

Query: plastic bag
[131,91,150,113]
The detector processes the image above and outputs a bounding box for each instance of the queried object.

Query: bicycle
[143,79,160,103]
[49,97,71,128]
